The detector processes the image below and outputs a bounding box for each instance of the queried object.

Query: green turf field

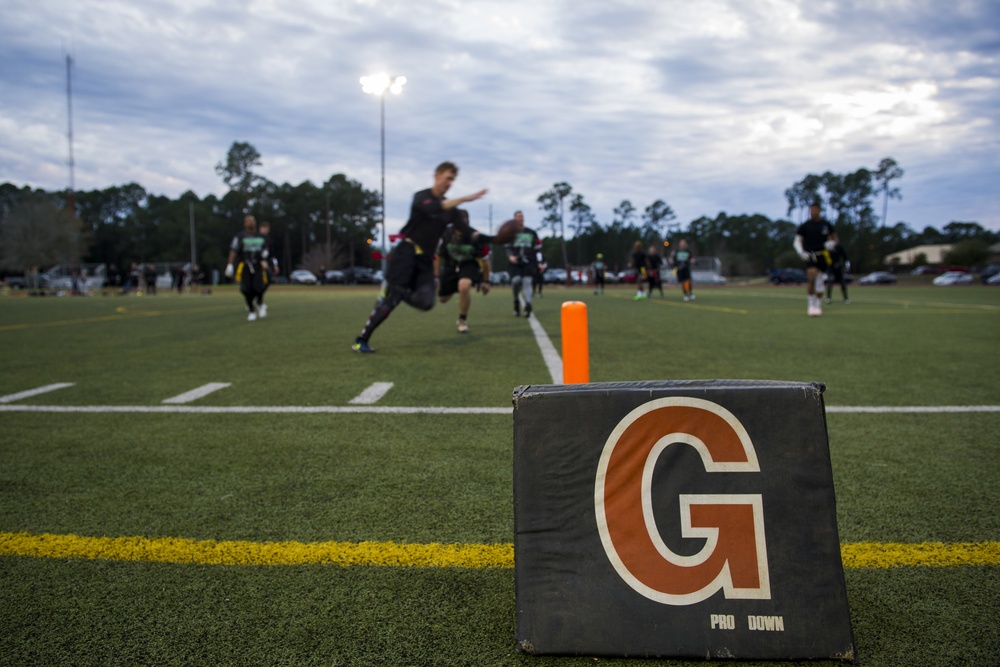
[1,282,998,666]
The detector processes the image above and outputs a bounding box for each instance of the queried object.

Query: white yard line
[162,383,232,404]
[825,405,1000,413]
[0,383,75,404]
[528,315,563,384]
[0,404,996,415]
[349,382,395,404]
[0,404,512,414]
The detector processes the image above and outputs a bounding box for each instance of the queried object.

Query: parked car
[910,265,944,275]
[323,270,347,284]
[698,274,728,286]
[770,268,808,284]
[289,269,318,285]
[543,268,568,284]
[4,273,50,289]
[932,271,973,286]
[979,264,1000,283]
[618,269,638,284]
[344,267,378,284]
[858,271,898,285]
[986,272,1000,286]
[490,270,510,285]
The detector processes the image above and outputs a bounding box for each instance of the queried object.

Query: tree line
[1,145,996,280]
[533,157,996,275]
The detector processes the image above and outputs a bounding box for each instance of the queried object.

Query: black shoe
[513,304,521,317]
[525,303,532,318]
[351,338,375,353]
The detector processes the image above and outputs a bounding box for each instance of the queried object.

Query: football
[493,218,520,244]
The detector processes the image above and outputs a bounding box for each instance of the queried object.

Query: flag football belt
[404,237,425,255]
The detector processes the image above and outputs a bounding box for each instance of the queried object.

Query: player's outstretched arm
[443,189,488,211]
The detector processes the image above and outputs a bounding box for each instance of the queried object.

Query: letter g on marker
[595,397,771,606]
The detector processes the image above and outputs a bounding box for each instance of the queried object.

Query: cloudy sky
[2,0,998,238]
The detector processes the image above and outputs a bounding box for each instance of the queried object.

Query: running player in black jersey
[670,239,695,301]
[256,221,279,319]
[591,253,607,294]
[437,209,491,334]
[352,162,488,353]
[793,199,836,317]
[646,244,665,297]
[225,215,270,321]
[630,241,650,300]
[505,211,542,317]
[824,233,851,304]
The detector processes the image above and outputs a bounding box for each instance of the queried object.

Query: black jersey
[671,249,692,271]
[829,243,849,270]
[230,231,268,265]
[438,222,488,267]
[631,250,648,273]
[796,218,835,253]
[506,228,542,271]
[400,188,457,253]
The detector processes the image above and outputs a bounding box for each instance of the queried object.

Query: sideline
[1,404,998,415]
[1,531,997,570]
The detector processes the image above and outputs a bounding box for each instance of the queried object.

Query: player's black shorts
[237,261,267,295]
[805,250,832,272]
[386,240,435,291]
[676,267,691,282]
[509,265,535,280]
[438,261,482,298]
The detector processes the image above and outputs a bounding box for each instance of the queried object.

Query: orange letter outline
[595,397,771,605]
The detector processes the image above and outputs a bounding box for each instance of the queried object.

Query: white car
[932,271,973,286]
[289,269,318,285]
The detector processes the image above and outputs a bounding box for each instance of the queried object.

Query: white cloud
[0,0,996,233]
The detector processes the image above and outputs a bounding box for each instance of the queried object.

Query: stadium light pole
[360,73,406,273]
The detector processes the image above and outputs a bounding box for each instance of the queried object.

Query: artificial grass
[0,413,512,544]
[1,284,998,666]
[1,558,996,667]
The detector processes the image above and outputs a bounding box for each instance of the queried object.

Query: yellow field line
[0,532,513,568]
[2,532,997,569]
[840,541,1000,568]
[0,311,162,331]
[0,305,235,332]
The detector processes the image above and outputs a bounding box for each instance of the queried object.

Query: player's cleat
[247,311,258,322]
[457,319,469,334]
[513,303,521,317]
[258,303,268,318]
[524,303,532,318]
[683,295,690,302]
[824,297,832,304]
[351,338,375,353]
[808,306,823,317]
[689,294,695,301]
[844,299,851,304]
[634,293,647,301]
